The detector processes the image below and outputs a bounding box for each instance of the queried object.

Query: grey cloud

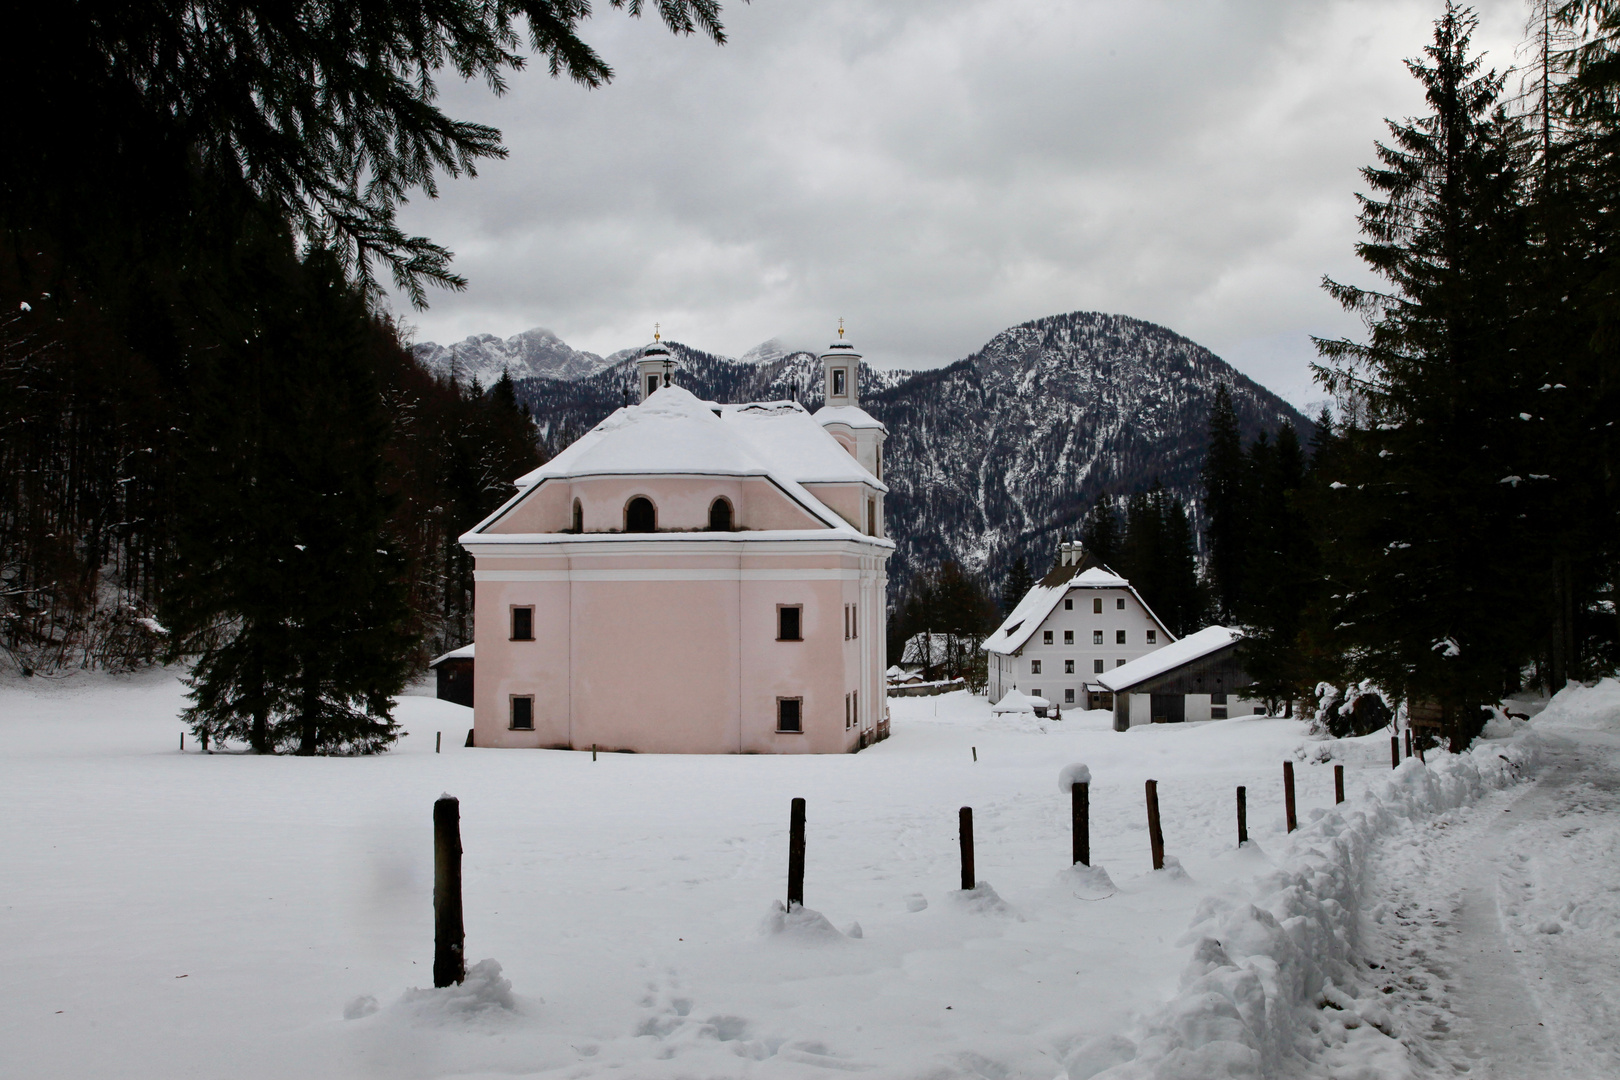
[392,0,1530,406]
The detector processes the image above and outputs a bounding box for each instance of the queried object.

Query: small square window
[1064,598,1073,610]
[1043,630,1053,644]
[1093,597,1103,614]
[778,605,802,641]
[510,606,534,641]
[1116,658,1126,667]
[509,696,534,730]
[1147,629,1157,644]
[1065,689,1075,704]
[1064,659,1075,674]
[1093,659,1105,674]
[1116,630,1127,645]
[1093,630,1104,645]
[1031,660,1042,674]
[1032,688,1042,700]
[1116,598,1126,610]
[1063,630,1074,644]
[778,698,803,732]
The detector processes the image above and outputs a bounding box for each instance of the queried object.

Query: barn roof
[1096,626,1243,693]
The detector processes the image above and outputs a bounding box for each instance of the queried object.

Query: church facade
[460,335,892,753]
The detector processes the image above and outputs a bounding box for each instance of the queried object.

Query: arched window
[571,499,583,533]
[625,496,655,533]
[708,497,733,531]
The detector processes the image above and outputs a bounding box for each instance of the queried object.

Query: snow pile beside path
[1075,727,1544,1079]
[1531,677,1620,733]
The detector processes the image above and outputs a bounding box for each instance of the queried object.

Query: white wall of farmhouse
[986,584,1168,708]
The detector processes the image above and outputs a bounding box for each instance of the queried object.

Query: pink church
[459,335,893,753]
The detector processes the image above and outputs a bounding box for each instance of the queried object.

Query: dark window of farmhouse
[708,498,733,531]
[626,497,655,533]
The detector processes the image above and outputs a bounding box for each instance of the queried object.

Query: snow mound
[395,959,516,1022]
[1061,863,1116,900]
[342,994,378,1020]
[1089,728,1543,1078]
[1059,762,1092,791]
[759,900,848,944]
[948,880,1022,919]
[1532,677,1620,733]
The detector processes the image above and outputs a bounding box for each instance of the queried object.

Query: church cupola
[820,319,859,408]
[636,324,675,402]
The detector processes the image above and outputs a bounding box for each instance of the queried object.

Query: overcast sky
[391,0,1531,408]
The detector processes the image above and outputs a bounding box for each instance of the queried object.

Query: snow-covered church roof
[513,386,884,493]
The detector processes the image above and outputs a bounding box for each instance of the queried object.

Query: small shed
[992,688,1051,717]
[1097,627,1258,731]
[429,644,475,708]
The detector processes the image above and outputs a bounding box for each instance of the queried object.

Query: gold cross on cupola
[654,322,661,342]
[838,317,845,339]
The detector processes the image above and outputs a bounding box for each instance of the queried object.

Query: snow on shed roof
[429,643,474,666]
[1096,626,1243,693]
[992,688,1049,712]
[813,404,886,431]
[720,401,886,489]
[982,564,1167,655]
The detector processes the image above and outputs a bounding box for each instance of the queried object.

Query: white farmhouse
[982,542,1172,710]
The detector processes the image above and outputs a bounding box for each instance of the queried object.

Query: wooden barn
[1096,627,1264,731]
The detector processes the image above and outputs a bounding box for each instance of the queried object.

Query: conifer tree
[1079,500,1123,570]
[1001,557,1034,614]
[1201,385,1249,620]
[1315,4,1537,744]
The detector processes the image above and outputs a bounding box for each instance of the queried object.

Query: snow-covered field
[0,671,1606,1079]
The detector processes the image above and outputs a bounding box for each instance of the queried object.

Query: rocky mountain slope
[411,327,614,384]
[438,312,1307,591]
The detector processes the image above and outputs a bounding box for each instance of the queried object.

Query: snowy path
[1353,729,1620,1079]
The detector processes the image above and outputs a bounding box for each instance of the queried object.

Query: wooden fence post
[1283,761,1297,833]
[1405,730,1413,759]
[1334,764,1345,804]
[1236,785,1248,846]
[787,797,806,908]
[1390,736,1399,769]
[435,731,441,754]
[1145,780,1165,871]
[433,795,465,988]
[1072,782,1090,867]
[959,807,975,890]
[1416,738,1425,764]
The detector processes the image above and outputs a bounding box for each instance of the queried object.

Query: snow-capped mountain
[421,312,1306,589]
[411,327,613,384]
